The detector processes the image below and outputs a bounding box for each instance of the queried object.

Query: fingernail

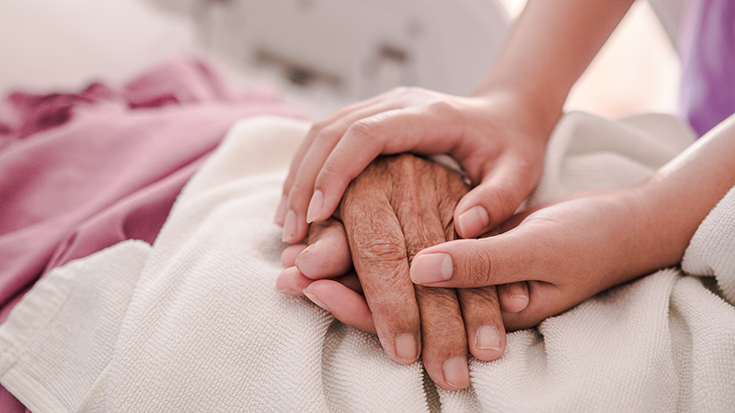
[282,210,297,242]
[294,244,312,267]
[275,286,302,296]
[443,356,470,389]
[303,291,330,312]
[476,326,501,351]
[281,244,307,267]
[410,253,453,284]
[504,282,529,312]
[294,245,316,277]
[274,195,288,225]
[306,190,324,223]
[395,333,418,364]
[507,282,527,299]
[457,206,489,238]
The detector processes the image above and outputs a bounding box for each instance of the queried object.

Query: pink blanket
[0,58,303,412]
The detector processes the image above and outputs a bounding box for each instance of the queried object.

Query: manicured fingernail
[457,206,489,238]
[274,195,288,225]
[303,291,330,312]
[410,253,453,284]
[306,190,324,223]
[282,210,297,242]
[443,356,470,389]
[476,326,501,351]
[395,334,418,364]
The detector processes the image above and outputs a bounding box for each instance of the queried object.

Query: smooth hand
[410,188,670,330]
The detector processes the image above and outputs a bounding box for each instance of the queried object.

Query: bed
[1,0,734,412]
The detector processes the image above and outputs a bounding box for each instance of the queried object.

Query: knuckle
[486,183,520,222]
[414,287,465,343]
[308,119,328,135]
[320,159,346,182]
[352,237,404,266]
[466,243,493,286]
[287,180,311,203]
[369,283,413,316]
[311,123,341,147]
[346,118,381,145]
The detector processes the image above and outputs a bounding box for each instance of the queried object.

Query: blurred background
[0,0,681,120]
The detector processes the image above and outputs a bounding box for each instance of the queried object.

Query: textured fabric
[678,0,735,136]
[1,113,734,412]
[682,185,735,303]
[0,58,302,412]
[0,57,301,320]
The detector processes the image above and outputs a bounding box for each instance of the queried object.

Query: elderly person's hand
[277,154,529,391]
[274,86,555,244]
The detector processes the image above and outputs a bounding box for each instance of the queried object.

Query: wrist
[471,80,564,145]
[631,179,702,273]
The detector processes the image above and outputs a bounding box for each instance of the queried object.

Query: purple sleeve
[678,0,735,136]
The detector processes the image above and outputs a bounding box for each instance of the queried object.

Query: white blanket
[1,113,734,412]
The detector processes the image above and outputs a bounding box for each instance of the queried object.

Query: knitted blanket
[1,113,733,412]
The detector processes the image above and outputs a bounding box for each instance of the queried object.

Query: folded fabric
[0,57,302,322]
[1,113,734,412]
[0,58,303,412]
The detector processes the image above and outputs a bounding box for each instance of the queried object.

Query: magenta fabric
[678,0,735,136]
[0,58,303,412]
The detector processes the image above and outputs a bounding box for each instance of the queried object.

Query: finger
[276,94,390,225]
[281,244,307,267]
[333,272,363,295]
[303,278,375,335]
[283,102,410,242]
[394,156,470,390]
[410,231,542,289]
[497,282,530,313]
[414,286,470,391]
[276,265,362,296]
[410,226,575,331]
[340,185,421,365]
[457,287,506,361]
[309,108,464,224]
[275,266,314,296]
[296,218,352,279]
[454,151,540,239]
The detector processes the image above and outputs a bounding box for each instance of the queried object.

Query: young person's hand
[275,87,553,244]
[408,188,658,330]
[411,109,735,330]
[275,0,639,245]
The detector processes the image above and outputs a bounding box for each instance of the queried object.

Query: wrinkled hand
[276,154,529,391]
[410,188,665,330]
[275,87,553,244]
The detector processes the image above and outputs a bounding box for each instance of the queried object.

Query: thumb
[409,231,541,289]
[453,153,540,239]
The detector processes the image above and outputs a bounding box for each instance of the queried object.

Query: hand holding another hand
[275,86,555,244]
[277,154,530,390]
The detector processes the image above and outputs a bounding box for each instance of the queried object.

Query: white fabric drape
[1,113,733,412]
